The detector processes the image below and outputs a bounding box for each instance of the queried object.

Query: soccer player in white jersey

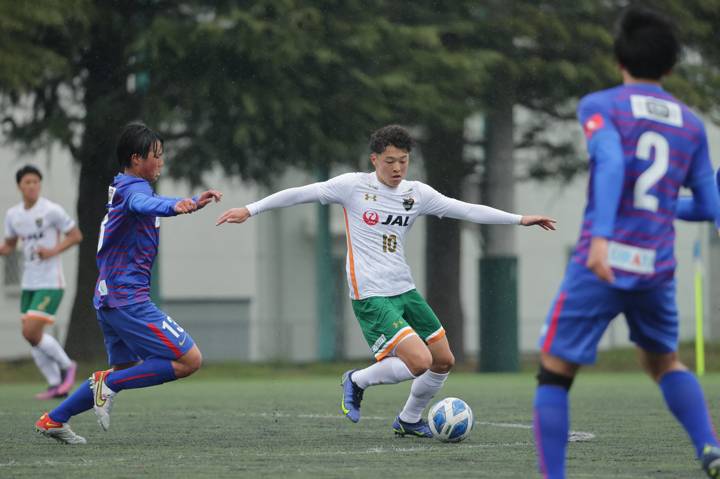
[217,125,556,436]
[0,165,83,399]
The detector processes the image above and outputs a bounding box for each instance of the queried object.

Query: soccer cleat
[340,369,364,423]
[34,385,67,400]
[90,369,116,431]
[702,445,720,478]
[392,416,433,438]
[35,413,86,444]
[57,361,78,396]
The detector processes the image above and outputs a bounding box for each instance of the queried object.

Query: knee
[175,348,202,378]
[432,350,455,373]
[21,327,41,346]
[405,350,432,376]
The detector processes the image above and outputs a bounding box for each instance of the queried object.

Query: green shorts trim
[21,289,64,323]
[351,289,445,361]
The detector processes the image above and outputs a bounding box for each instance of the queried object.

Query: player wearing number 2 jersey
[35,122,222,444]
[217,125,556,437]
[533,7,720,479]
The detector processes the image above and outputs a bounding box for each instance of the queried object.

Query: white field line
[231,412,595,442]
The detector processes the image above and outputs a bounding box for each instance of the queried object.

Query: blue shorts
[96,301,195,366]
[538,262,677,365]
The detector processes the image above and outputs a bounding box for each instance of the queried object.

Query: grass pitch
[1,367,719,478]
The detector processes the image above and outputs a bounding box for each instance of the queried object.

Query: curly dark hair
[369,125,414,154]
[614,6,679,80]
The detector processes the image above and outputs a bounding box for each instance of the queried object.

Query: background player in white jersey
[217,125,555,436]
[0,165,83,399]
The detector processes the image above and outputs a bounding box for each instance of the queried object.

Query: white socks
[399,370,449,423]
[31,346,61,386]
[352,357,415,389]
[36,334,72,369]
[31,333,73,386]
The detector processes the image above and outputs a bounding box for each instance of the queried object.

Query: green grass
[2,370,720,478]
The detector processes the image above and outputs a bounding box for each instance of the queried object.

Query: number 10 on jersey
[383,234,397,253]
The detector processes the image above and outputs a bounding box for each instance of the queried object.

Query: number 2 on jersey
[634,131,669,212]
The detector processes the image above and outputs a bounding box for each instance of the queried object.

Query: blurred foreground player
[533,7,720,478]
[35,122,222,444]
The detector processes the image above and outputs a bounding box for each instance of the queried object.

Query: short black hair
[15,165,42,184]
[116,122,164,168]
[369,125,414,154]
[613,6,679,80]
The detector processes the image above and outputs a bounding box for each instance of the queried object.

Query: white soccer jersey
[4,197,76,289]
[247,172,521,300]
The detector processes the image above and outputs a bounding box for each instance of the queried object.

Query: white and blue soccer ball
[428,397,474,443]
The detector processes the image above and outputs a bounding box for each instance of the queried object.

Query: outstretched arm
[216,183,321,226]
[441,199,556,230]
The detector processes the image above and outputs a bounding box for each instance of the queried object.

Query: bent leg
[398,337,453,423]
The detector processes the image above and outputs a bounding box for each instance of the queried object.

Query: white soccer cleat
[90,369,116,431]
[35,413,87,445]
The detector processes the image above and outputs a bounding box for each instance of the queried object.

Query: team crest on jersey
[35,217,43,228]
[363,210,379,226]
[583,113,604,139]
[402,197,414,211]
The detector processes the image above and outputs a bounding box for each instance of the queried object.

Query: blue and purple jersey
[571,83,715,290]
[93,174,179,309]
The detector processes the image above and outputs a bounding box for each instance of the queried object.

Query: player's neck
[621,70,662,87]
[23,197,39,210]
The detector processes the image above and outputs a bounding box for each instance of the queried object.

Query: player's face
[17,173,41,204]
[371,145,409,188]
[137,141,164,183]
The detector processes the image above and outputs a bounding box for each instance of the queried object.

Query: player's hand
[174,198,198,214]
[195,189,223,209]
[216,207,251,225]
[587,236,615,283]
[36,247,57,260]
[520,215,557,231]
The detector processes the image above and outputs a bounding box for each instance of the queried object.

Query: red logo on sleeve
[583,113,604,139]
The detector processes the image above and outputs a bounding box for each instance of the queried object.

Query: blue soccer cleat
[702,445,720,478]
[340,369,364,423]
[392,416,433,438]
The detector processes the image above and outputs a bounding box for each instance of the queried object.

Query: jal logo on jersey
[363,210,380,226]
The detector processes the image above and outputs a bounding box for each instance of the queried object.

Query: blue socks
[105,359,176,392]
[660,370,719,457]
[534,385,569,479]
[49,380,94,423]
[47,359,176,424]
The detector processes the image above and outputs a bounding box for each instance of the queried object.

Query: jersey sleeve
[127,192,179,217]
[246,183,322,216]
[48,204,76,233]
[417,182,521,224]
[316,173,360,205]
[683,124,715,190]
[3,211,16,239]
[578,93,625,238]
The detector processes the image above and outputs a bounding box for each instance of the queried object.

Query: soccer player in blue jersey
[34,122,222,444]
[533,7,720,478]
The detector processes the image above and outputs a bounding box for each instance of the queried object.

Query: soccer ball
[428,397,474,443]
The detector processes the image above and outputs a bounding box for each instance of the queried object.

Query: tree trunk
[65,4,142,360]
[482,91,515,254]
[422,124,468,364]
